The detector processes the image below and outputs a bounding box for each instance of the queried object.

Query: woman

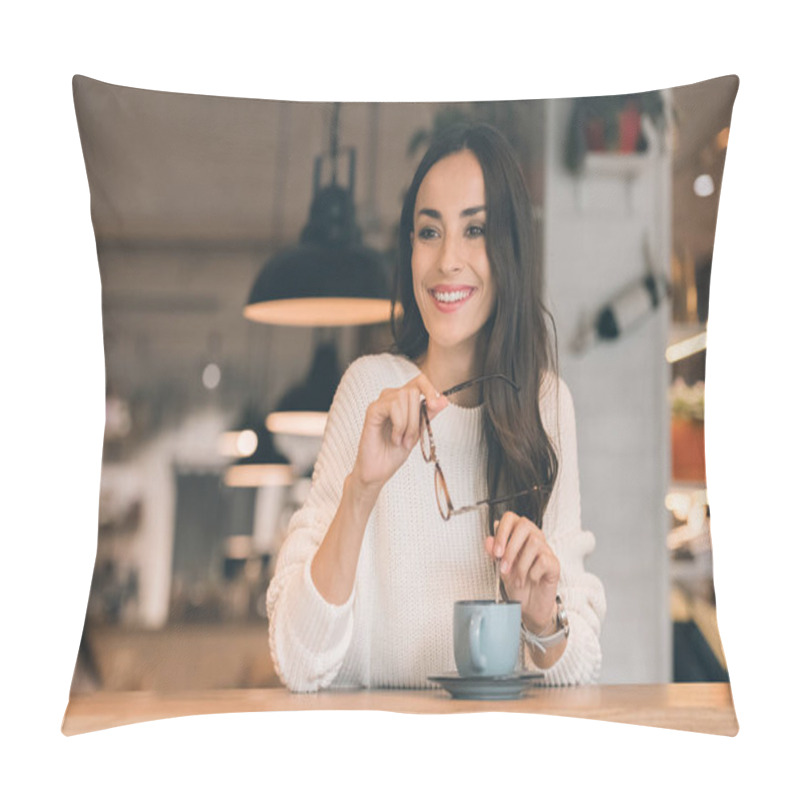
[266,122,605,691]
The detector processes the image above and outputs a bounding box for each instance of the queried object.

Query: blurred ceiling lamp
[218,406,263,458]
[244,103,391,327]
[223,422,294,488]
[266,340,340,438]
[666,330,707,363]
[202,362,221,390]
[693,174,715,197]
[202,331,224,390]
[218,428,258,459]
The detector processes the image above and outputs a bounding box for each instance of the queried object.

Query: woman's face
[410,149,496,357]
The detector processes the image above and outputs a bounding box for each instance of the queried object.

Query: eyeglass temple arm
[449,486,542,517]
[442,373,519,398]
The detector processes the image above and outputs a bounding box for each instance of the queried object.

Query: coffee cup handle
[469,610,487,673]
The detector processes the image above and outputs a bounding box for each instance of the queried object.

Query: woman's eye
[466,224,485,238]
[417,227,438,240]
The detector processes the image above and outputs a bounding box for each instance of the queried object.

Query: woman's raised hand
[484,512,561,635]
[351,374,448,496]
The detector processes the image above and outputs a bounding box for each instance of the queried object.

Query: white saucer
[428,671,543,700]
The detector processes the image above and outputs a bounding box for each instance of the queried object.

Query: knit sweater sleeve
[524,376,607,684]
[266,356,377,692]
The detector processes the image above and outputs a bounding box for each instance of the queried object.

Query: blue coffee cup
[453,600,522,677]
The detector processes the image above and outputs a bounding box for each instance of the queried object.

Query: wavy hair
[391,122,559,528]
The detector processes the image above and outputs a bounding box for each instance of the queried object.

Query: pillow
[64,74,739,735]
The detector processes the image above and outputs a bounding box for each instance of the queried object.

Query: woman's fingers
[516,536,559,591]
[383,386,426,450]
[402,387,421,449]
[357,378,443,489]
[492,511,520,560]
[414,374,448,419]
[487,512,560,632]
[369,374,446,456]
[493,512,559,588]
[498,516,538,578]
[527,549,559,587]
[508,534,540,589]
[388,390,409,447]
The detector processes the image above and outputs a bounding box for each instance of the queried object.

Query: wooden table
[62,682,737,737]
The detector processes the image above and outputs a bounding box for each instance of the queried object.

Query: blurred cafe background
[69,76,734,694]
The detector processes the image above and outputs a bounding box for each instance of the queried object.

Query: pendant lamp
[244,104,391,327]
[218,406,264,459]
[223,411,294,488]
[266,339,341,438]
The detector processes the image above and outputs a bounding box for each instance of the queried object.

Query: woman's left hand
[484,511,560,633]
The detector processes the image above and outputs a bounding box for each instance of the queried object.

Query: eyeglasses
[419,374,542,521]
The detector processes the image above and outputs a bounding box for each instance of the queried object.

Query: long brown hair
[391,122,559,528]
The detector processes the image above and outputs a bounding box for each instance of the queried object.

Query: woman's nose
[438,234,463,274]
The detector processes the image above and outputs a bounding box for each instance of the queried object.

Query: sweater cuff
[287,558,355,655]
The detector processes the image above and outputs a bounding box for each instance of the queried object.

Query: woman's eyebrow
[417,205,486,219]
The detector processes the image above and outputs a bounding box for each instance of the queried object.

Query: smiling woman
[394,124,561,535]
[411,150,496,369]
[266,122,606,691]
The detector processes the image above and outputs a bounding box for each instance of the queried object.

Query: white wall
[543,99,673,683]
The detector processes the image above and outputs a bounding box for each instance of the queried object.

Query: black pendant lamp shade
[266,340,341,437]
[244,109,391,327]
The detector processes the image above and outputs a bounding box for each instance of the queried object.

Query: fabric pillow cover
[63,74,739,735]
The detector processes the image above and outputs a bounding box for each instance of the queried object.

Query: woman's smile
[428,284,477,313]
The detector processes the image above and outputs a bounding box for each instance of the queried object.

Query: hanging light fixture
[223,419,294,488]
[220,329,293,487]
[244,103,391,327]
[266,339,341,438]
[218,405,265,459]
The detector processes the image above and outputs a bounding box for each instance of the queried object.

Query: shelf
[668,322,707,349]
[582,152,651,179]
[668,480,707,494]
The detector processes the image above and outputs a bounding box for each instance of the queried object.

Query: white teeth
[433,289,471,303]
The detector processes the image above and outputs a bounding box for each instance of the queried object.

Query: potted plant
[669,378,706,483]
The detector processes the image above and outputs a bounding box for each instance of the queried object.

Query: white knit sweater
[266,353,606,691]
